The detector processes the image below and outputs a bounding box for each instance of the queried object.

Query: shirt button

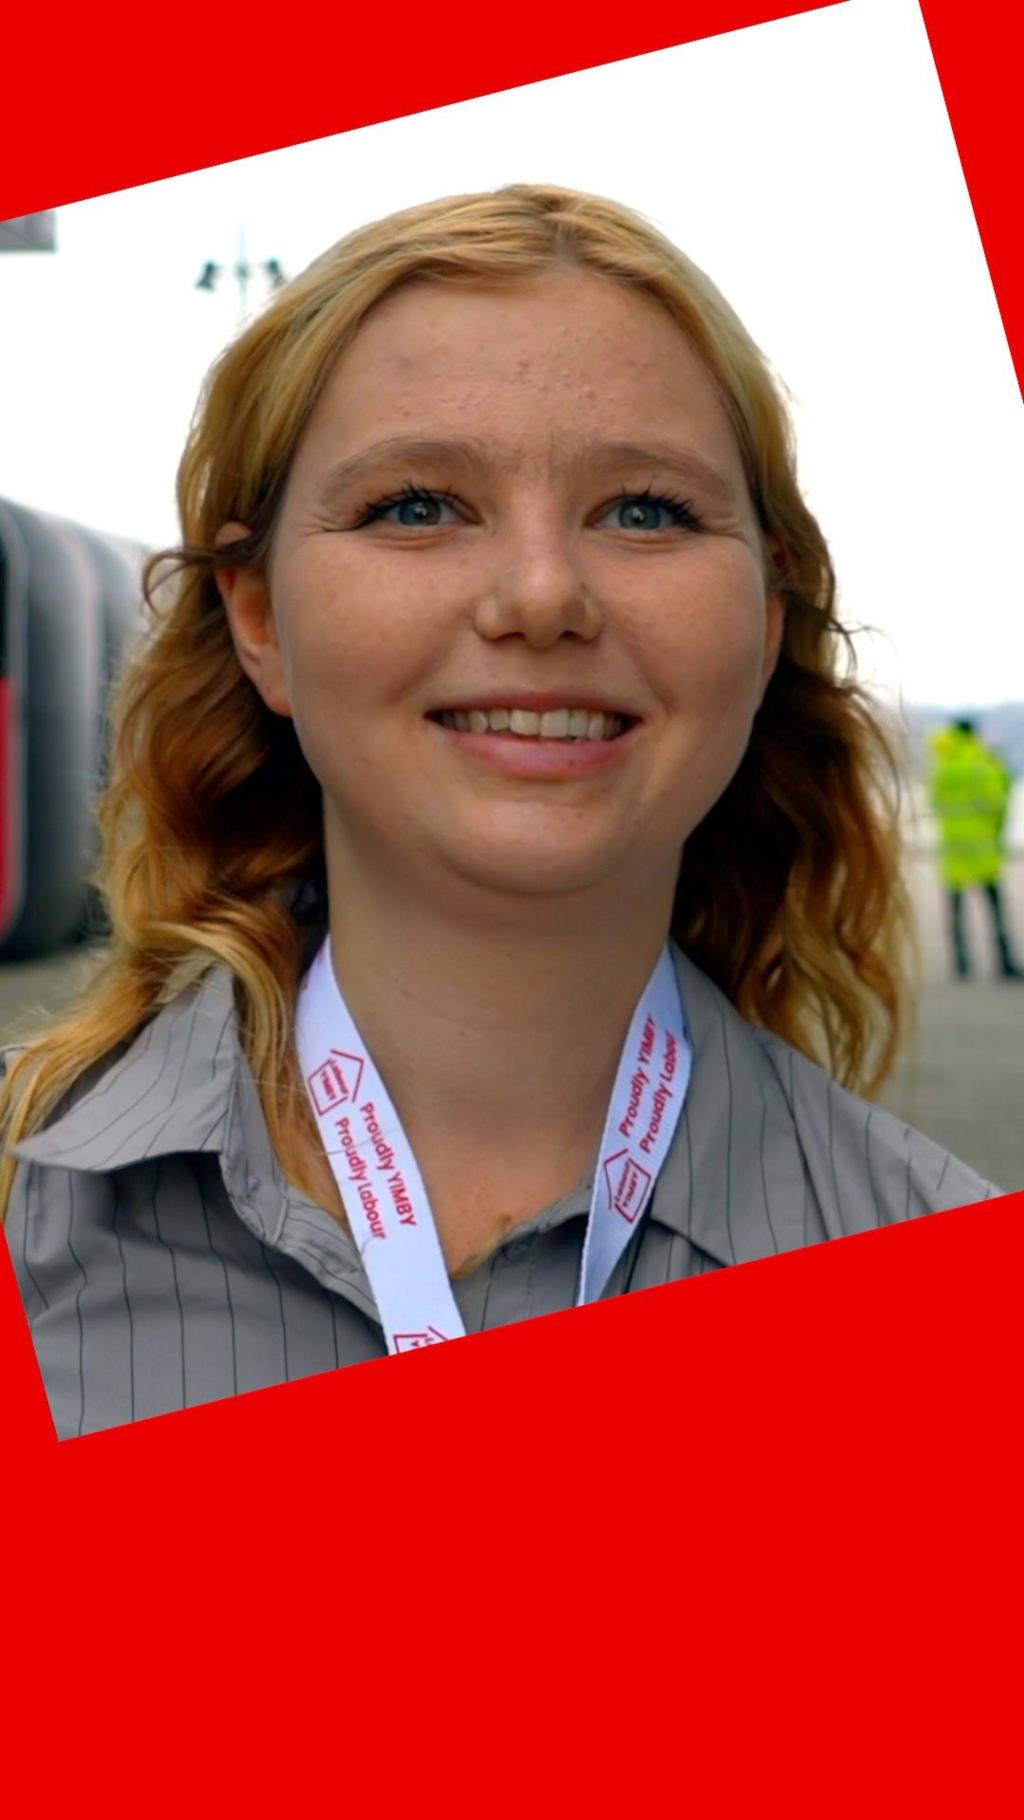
[504,1237,532,1262]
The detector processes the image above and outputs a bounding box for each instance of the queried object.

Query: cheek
[291,535,473,654]
[274,543,425,704]
[646,547,772,708]
[267,541,456,802]
[639,552,772,828]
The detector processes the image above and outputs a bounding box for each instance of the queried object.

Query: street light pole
[195,227,287,325]
[234,223,249,325]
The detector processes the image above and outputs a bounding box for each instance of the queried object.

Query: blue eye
[599,493,702,532]
[358,487,459,528]
[354,485,702,533]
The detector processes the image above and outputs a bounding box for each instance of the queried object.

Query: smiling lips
[427,698,641,779]
[436,705,629,742]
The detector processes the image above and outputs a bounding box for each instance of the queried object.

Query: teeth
[439,706,628,741]
[509,709,541,736]
[540,709,570,738]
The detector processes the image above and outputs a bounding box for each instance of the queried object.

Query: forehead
[299,269,742,475]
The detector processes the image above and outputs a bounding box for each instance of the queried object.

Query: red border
[917,0,1024,390]
[0,2,845,215]
[2,1190,1022,1803]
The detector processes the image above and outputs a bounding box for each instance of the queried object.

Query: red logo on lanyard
[603,1150,653,1223]
[307,1050,366,1116]
[393,1328,450,1351]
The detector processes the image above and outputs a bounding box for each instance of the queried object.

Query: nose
[472,517,603,650]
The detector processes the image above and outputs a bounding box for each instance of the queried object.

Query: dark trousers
[948,881,1020,977]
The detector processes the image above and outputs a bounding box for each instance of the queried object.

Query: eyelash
[351,480,704,531]
[623,484,703,531]
[352,482,459,527]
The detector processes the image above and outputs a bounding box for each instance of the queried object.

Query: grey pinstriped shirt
[3,906,1000,1439]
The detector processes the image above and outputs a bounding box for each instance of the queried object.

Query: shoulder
[2,965,245,1288]
[669,944,1000,1244]
[752,1023,1001,1229]
[4,963,240,1178]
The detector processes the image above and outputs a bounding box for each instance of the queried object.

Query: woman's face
[219,270,783,912]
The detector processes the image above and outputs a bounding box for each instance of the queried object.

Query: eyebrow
[312,435,740,509]
[588,440,738,504]
[313,438,490,509]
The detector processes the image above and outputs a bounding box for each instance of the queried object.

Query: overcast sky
[0,0,1019,708]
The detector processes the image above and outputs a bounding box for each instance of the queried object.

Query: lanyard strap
[295,937,691,1353]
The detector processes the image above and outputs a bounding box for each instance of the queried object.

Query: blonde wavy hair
[0,182,914,1222]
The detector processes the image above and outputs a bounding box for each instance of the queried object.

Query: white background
[0,0,1020,708]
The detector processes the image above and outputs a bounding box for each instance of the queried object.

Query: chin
[440,838,634,903]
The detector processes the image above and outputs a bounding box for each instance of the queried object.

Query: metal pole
[235,223,250,326]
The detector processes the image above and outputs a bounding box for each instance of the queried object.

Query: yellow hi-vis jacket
[928,727,1012,888]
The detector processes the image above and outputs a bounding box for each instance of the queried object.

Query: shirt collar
[7,872,327,1177]
[8,963,242,1173]
[8,906,807,1270]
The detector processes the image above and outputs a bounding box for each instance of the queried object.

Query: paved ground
[2,855,1021,1190]
[880,854,1024,1190]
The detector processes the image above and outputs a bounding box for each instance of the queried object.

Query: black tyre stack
[0,499,147,957]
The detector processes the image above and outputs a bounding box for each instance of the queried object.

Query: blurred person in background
[929,717,1021,980]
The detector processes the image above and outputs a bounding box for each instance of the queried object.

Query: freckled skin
[219,271,783,917]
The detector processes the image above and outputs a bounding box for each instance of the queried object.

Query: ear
[758,534,787,700]
[214,523,293,718]
[760,589,786,695]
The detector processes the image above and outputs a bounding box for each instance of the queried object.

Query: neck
[317,847,678,1259]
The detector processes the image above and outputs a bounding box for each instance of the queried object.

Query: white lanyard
[295,936,691,1353]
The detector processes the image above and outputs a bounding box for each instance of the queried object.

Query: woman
[0,184,998,1439]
